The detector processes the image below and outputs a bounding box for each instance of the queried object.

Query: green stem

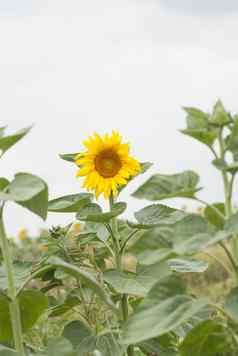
[109,196,134,356]
[217,129,238,271]
[0,210,26,356]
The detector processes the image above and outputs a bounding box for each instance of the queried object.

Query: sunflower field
[1,100,238,356]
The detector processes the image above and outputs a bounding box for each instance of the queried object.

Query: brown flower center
[95,149,122,178]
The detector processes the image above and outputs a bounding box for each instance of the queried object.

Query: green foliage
[132,171,201,201]
[122,275,207,344]
[0,173,48,220]
[48,193,92,213]
[77,202,127,223]
[1,112,238,355]
[179,319,233,356]
[0,126,32,156]
[0,290,48,343]
[47,257,118,314]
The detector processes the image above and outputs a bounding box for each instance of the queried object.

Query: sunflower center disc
[95,149,122,178]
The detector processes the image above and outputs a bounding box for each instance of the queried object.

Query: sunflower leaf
[76,202,127,222]
[48,193,93,213]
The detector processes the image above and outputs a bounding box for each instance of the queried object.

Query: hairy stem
[0,210,26,356]
[217,129,238,271]
[109,196,134,356]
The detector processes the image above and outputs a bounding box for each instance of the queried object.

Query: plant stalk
[218,129,238,275]
[0,210,26,356]
[109,196,134,356]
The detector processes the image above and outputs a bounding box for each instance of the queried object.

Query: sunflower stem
[0,207,26,356]
[217,129,238,282]
[109,195,134,356]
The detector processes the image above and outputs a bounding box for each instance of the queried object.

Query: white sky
[1,0,238,236]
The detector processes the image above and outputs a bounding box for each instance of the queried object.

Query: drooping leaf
[77,202,127,223]
[179,320,233,356]
[0,173,48,220]
[132,171,201,201]
[48,193,92,213]
[0,126,31,156]
[47,257,118,314]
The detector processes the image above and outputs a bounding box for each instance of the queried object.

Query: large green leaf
[77,202,127,223]
[0,290,48,343]
[0,127,31,156]
[137,213,232,265]
[132,171,201,201]
[122,297,207,345]
[48,193,92,213]
[179,320,233,356]
[47,257,118,314]
[122,275,207,344]
[19,290,49,332]
[133,204,187,229]
[0,173,48,220]
[104,261,171,296]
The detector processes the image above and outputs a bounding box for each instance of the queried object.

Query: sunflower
[75,131,141,199]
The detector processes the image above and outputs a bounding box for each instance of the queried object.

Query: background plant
[2,103,238,356]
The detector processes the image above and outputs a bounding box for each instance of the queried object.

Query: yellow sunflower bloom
[75,131,141,199]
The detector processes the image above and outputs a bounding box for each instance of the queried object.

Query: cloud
[0,0,32,16]
[159,0,238,15]
[0,0,238,235]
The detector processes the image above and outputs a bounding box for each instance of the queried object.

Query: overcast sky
[1,0,238,236]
